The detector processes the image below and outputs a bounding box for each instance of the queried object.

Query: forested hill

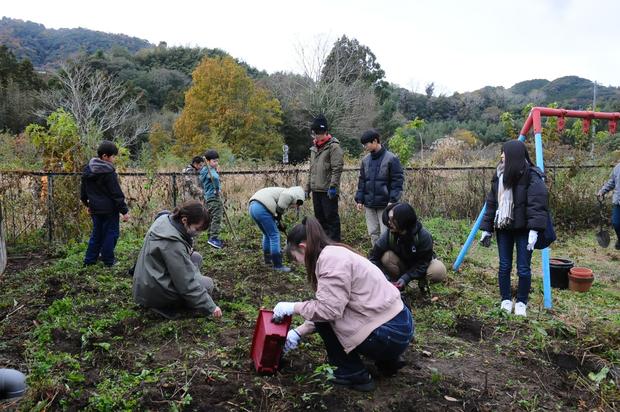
[0,17,153,68]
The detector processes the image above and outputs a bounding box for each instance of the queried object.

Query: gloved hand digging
[284,329,301,353]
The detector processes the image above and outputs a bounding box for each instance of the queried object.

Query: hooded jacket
[132,215,217,315]
[80,158,128,215]
[305,137,344,193]
[249,186,305,217]
[368,203,435,284]
[355,146,404,208]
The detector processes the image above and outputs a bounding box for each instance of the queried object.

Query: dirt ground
[0,221,618,411]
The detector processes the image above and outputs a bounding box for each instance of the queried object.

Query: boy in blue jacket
[199,149,224,249]
[80,141,129,266]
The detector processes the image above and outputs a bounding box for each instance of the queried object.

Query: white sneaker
[514,302,527,317]
[500,300,513,313]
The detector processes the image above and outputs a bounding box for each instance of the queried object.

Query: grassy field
[0,208,618,411]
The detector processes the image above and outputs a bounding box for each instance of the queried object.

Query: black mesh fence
[0,164,612,247]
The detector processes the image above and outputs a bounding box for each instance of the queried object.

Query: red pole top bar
[520,107,620,135]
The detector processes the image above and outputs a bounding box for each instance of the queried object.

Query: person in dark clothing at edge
[355,129,404,246]
[479,140,549,317]
[80,140,130,267]
[305,115,344,241]
[368,203,446,293]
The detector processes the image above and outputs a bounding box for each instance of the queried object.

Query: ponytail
[170,200,211,231]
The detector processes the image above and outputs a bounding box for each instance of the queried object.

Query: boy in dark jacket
[355,129,404,246]
[369,203,446,292]
[80,141,129,266]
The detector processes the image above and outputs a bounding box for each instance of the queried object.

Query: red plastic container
[250,309,291,374]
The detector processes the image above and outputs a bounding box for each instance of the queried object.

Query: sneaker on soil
[273,266,291,273]
[207,237,223,249]
[500,300,513,314]
[514,302,527,317]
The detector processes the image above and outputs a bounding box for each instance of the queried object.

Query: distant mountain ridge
[0,17,153,68]
[2,15,619,108]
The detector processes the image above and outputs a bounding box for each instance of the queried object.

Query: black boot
[263,252,272,265]
[271,253,291,272]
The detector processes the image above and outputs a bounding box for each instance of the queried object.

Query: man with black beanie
[305,115,344,241]
[355,129,404,246]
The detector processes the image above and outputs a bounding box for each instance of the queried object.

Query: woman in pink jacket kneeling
[272,217,414,392]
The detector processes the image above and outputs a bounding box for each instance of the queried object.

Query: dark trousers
[312,192,341,241]
[496,229,533,304]
[206,197,223,238]
[84,213,120,266]
[315,306,414,379]
[612,204,620,240]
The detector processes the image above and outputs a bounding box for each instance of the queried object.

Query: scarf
[314,134,332,149]
[494,163,514,229]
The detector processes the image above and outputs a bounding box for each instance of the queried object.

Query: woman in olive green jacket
[132,201,222,319]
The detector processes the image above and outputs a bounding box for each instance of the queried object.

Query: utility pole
[591,81,597,158]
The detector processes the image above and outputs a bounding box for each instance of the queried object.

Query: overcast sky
[3,0,619,94]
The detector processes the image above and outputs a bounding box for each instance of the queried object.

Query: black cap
[204,150,219,160]
[311,115,328,133]
[360,129,380,144]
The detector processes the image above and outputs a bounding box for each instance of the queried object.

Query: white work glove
[273,302,297,319]
[284,329,301,353]
[527,230,538,251]
[479,231,492,247]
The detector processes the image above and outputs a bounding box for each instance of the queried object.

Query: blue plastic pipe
[452,134,527,271]
[452,204,487,271]
[534,132,552,309]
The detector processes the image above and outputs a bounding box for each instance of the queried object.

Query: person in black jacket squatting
[80,140,130,267]
[368,202,446,294]
[479,140,549,317]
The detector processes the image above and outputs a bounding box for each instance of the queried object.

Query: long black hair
[502,140,532,189]
[381,202,419,236]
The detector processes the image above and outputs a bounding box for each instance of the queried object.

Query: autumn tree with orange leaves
[173,56,283,160]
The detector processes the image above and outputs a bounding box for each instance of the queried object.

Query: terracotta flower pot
[568,267,594,292]
[569,267,593,278]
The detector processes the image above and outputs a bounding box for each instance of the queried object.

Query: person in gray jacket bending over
[249,186,305,272]
[133,200,222,319]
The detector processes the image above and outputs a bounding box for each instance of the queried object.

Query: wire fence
[0,164,613,247]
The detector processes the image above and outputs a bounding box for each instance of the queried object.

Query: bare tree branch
[36,59,144,150]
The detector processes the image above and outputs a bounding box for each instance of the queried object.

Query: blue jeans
[315,305,414,379]
[496,229,533,304]
[84,213,120,266]
[249,201,281,257]
[612,204,620,240]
